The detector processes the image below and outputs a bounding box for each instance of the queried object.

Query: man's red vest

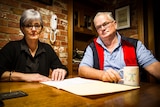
[90,37,138,70]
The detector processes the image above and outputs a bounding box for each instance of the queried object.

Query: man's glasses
[95,21,113,31]
[24,24,42,30]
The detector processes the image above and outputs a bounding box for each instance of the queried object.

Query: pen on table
[117,69,124,84]
[118,69,123,75]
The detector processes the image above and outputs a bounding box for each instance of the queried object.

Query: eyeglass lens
[96,21,112,30]
[24,24,41,29]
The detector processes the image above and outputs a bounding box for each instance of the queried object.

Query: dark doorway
[153,1,160,61]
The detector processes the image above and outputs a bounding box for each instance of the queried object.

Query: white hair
[93,12,115,23]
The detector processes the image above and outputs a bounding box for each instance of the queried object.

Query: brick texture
[0,0,68,65]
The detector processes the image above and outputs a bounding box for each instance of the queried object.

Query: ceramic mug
[123,66,139,86]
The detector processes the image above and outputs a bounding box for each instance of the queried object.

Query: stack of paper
[41,77,140,96]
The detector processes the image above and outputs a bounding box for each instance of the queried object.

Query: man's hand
[101,68,121,83]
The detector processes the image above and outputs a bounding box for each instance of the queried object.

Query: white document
[41,77,97,89]
[41,77,140,96]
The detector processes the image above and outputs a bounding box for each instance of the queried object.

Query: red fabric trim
[93,38,137,70]
[93,38,104,70]
[122,40,138,66]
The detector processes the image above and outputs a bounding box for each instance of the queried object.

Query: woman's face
[22,20,42,41]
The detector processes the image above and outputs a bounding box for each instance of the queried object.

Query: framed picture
[115,5,130,30]
[38,0,53,5]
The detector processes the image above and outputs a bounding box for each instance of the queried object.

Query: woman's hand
[0,71,51,82]
[21,73,51,82]
[51,68,67,81]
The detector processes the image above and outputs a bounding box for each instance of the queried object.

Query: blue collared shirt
[79,32,157,77]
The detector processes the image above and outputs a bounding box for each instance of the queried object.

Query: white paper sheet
[41,77,140,96]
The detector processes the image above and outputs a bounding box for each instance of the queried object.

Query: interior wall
[153,1,160,61]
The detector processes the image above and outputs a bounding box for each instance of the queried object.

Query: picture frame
[115,5,130,30]
[38,0,53,5]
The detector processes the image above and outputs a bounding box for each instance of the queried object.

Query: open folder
[41,77,140,96]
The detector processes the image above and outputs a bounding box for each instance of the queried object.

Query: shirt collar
[96,32,122,51]
[116,32,122,46]
[20,38,46,56]
[97,32,121,45]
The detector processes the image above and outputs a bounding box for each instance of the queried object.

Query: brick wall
[0,0,68,65]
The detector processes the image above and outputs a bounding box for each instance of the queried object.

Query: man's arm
[78,66,121,83]
[144,61,160,79]
[78,66,103,80]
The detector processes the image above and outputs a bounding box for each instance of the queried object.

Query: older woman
[0,9,68,82]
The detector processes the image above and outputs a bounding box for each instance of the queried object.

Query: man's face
[94,15,117,39]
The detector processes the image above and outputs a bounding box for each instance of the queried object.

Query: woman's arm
[0,71,51,82]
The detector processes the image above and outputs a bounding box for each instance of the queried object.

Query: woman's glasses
[24,24,42,30]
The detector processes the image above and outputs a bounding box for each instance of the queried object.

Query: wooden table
[0,81,160,107]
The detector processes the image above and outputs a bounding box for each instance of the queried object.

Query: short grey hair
[20,9,43,28]
[93,12,115,23]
